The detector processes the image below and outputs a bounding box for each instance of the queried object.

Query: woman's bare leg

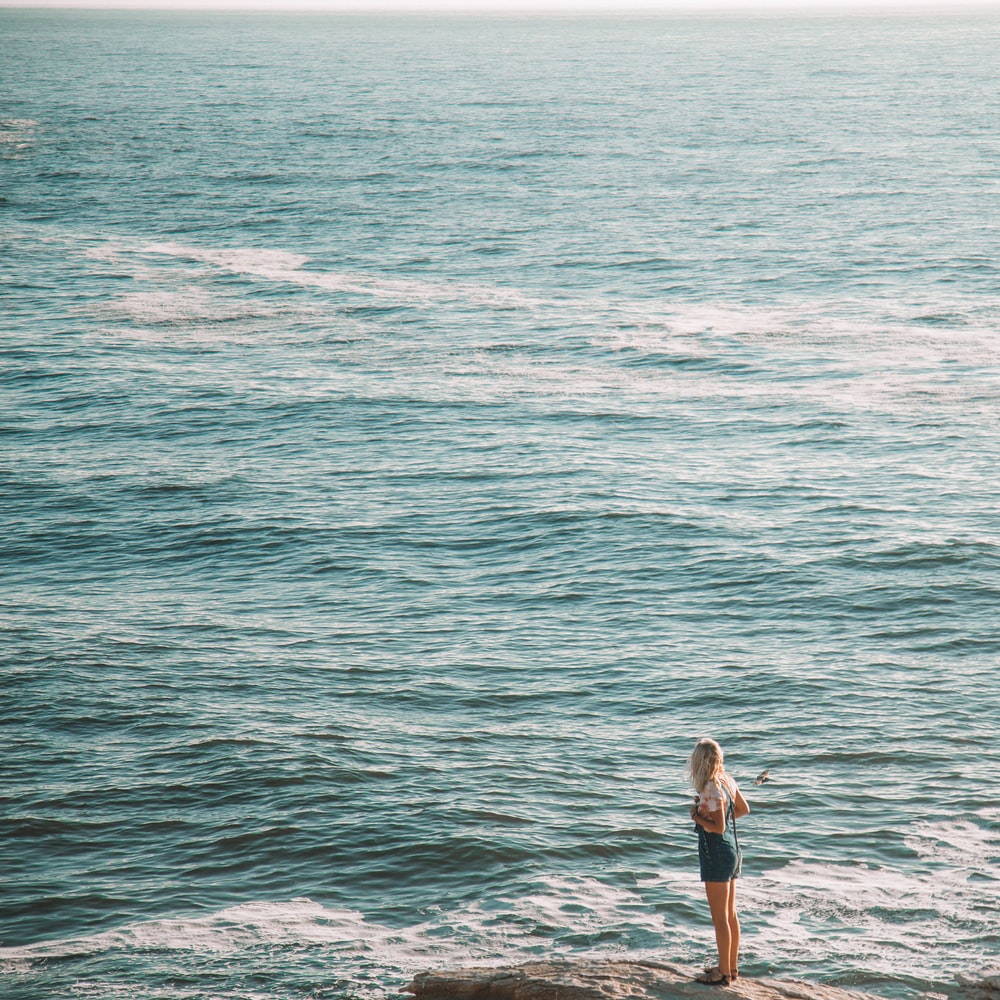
[727,880,740,976]
[704,881,732,977]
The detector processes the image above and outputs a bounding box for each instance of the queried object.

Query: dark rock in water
[954,970,1000,1000]
[404,960,884,1000]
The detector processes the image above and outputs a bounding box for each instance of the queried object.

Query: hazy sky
[3,0,1000,9]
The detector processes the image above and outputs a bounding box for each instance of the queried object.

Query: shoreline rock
[404,959,887,1000]
[954,971,1000,1000]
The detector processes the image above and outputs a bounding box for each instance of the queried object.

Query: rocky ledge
[954,972,1000,1000]
[406,960,875,1000]
[405,960,1000,1000]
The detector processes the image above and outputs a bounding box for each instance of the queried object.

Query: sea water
[1,10,999,1000]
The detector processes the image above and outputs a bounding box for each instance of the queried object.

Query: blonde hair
[688,737,731,795]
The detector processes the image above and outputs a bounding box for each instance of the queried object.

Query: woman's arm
[690,802,725,834]
[732,785,750,820]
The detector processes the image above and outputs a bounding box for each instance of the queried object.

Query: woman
[688,737,750,986]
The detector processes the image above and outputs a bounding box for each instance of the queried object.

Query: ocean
[1,9,998,1000]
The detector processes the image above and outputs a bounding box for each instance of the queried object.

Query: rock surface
[954,970,1000,1000]
[404,960,882,1000]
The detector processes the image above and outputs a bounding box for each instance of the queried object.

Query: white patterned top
[698,777,738,815]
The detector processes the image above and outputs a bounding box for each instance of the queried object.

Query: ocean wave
[3,843,996,995]
[744,839,1000,984]
[0,899,379,962]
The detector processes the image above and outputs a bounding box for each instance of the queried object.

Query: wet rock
[954,970,1000,1000]
[404,960,885,1000]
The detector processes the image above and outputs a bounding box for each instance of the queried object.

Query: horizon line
[3,0,1000,11]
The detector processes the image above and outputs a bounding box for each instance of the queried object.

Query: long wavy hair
[688,737,732,796]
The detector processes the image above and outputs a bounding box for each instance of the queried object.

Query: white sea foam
[0,883,681,979]
[141,241,537,311]
[0,895,543,973]
[144,242,311,276]
[739,845,1000,981]
[602,298,1000,367]
[0,899,382,964]
[5,857,991,988]
[0,118,39,140]
[905,812,1000,874]
[0,118,39,157]
[31,227,1000,386]
[2,817,997,984]
[100,287,306,340]
[105,290,229,327]
[473,872,680,950]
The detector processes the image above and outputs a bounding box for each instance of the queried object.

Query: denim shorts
[698,829,742,882]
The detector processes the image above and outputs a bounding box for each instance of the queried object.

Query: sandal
[704,965,738,980]
[695,967,730,986]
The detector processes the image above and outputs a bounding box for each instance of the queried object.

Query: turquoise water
[2,10,999,1000]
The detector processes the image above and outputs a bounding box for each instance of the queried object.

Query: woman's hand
[694,805,725,834]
